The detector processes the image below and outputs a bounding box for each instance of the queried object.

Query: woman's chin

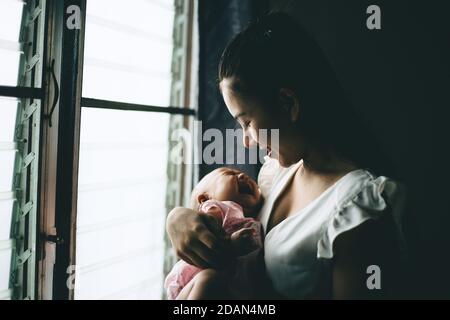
[266,149,299,167]
[276,155,289,167]
[277,155,299,168]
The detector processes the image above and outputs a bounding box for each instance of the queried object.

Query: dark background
[198,0,450,298]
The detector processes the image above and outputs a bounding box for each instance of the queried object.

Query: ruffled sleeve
[317,175,406,259]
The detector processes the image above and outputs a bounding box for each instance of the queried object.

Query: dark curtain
[198,0,269,180]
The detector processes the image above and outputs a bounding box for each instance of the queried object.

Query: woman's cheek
[247,128,257,143]
[242,128,258,148]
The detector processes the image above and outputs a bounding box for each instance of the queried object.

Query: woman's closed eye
[238,120,250,129]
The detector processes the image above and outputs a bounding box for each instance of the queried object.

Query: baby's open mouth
[238,179,254,195]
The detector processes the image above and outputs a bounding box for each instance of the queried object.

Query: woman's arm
[331,219,398,299]
[166,207,231,269]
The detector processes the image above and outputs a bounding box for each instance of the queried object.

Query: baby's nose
[237,173,247,181]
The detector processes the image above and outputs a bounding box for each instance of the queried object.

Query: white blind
[0,0,24,86]
[75,0,175,300]
[82,0,174,106]
[76,109,170,299]
[0,0,24,300]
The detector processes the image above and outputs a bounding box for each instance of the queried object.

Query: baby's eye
[224,169,239,176]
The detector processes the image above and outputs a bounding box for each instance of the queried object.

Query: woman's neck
[301,145,358,178]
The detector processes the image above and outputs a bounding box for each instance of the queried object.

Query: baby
[164,167,264,300]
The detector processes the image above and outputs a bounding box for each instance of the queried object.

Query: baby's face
[196,168,261,213]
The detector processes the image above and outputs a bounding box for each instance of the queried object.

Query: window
[0,0,196,300]
[75,110,172,299]
[82,0,175,105]
[0,0,24,87]
[0,97,18,300]
[74,0,196,299]
[0,0,45,300]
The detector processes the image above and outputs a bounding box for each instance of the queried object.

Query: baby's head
[191,167,262,215]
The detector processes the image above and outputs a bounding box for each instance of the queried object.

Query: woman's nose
[243,133,256,148]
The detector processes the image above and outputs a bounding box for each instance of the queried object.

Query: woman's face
[220,78,304,167]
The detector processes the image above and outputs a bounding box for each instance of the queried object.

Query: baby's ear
[197,193,209,204]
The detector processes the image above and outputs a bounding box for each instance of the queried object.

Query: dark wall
[270,0,450,298]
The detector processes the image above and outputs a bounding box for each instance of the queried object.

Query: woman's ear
[279,88,300,122]
[197,193,209,204]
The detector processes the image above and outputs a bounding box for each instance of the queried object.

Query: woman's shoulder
[333,169,406,212]
[317,169,407,259]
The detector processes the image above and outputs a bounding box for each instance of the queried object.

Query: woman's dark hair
[219,12,396,177]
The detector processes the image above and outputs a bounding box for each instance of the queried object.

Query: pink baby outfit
[164,200,262,300]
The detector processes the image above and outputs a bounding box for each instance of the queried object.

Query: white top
[257,156,406,299]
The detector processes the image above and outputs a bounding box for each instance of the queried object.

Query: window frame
[36,0,197,300]
[0,0,48,300]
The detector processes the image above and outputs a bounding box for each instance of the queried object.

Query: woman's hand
[166,207,231,269]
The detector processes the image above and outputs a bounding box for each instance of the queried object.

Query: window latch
[45,234,64,245]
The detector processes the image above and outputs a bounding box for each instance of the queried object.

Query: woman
[166,12,405,299]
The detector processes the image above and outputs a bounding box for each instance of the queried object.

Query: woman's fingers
[177,251,195,267]
[199,213,226,239]
[198,238,232,269]
[200,231,227,256]
[197,215,232,266]
[166,206,233,269]
[183,247,211,269]
[175,233,211,269]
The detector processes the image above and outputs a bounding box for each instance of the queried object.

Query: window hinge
[28,6,42,26]
[17,249,32,266]
[22,152,35,169]
[23,102,38,120]
[21,201,33,217]
[25,53,40,73]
